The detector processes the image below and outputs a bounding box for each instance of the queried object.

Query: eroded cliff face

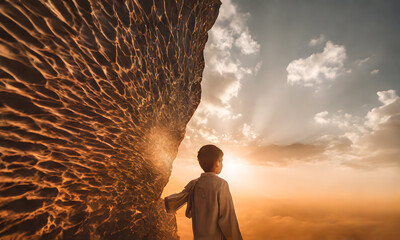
[0,0,220,239]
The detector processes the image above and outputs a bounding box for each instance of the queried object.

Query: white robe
[165,172,243,240]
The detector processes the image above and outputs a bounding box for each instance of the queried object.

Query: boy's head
[197,145,224,174]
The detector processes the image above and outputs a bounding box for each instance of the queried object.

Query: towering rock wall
[0,0,220,239]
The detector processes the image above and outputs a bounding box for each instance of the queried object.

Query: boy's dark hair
[197,145,224,172]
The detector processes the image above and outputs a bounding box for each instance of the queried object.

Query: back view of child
[165,145,243,240]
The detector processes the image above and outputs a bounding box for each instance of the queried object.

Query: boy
[165,145,243,240]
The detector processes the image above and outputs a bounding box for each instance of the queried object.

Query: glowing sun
[220,154,252,186]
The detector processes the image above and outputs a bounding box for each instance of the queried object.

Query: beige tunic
[165,172,243,240]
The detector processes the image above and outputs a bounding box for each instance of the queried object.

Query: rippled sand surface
[0,0,220,238]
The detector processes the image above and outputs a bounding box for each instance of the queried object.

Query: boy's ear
[213,161,218,168]
[213,160,220,169]
[216,159,222,167]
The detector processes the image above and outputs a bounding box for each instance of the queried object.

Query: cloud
[355,57,370,66]
[287,41,347,87]
[243,143,326,165]
[217,0,237,21]
[308,34,325,46]
[241,123,257,141]
[314,90,400,168]
[203,0,260,117]
[376,89,397,105]
[364,90,398,132]
[173,0,261,153]
[235,89,399,169]
[185,88,400,169]
[234,28,260,55]
[370,69,379,75]
[202,71,241,105]
[361,90,400,152]
[194,102,242,120]
[314,110,362,130]
[314,111,330,124]
[209,25,234,51]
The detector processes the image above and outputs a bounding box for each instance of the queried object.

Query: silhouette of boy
[165,145,243,240]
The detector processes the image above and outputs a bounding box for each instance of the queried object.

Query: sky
[162,0,400,239]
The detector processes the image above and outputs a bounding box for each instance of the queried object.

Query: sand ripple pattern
[0,0,220,239]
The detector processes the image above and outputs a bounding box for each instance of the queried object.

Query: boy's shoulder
[214,175,229,188]
[185,174,228,189]
[211,175,230,191]
[210,174,228,184]
[184,177,200,190]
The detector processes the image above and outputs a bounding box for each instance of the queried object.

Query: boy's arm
[217,181,243,240]
[164,179,197,213]
[164,188,189,213]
